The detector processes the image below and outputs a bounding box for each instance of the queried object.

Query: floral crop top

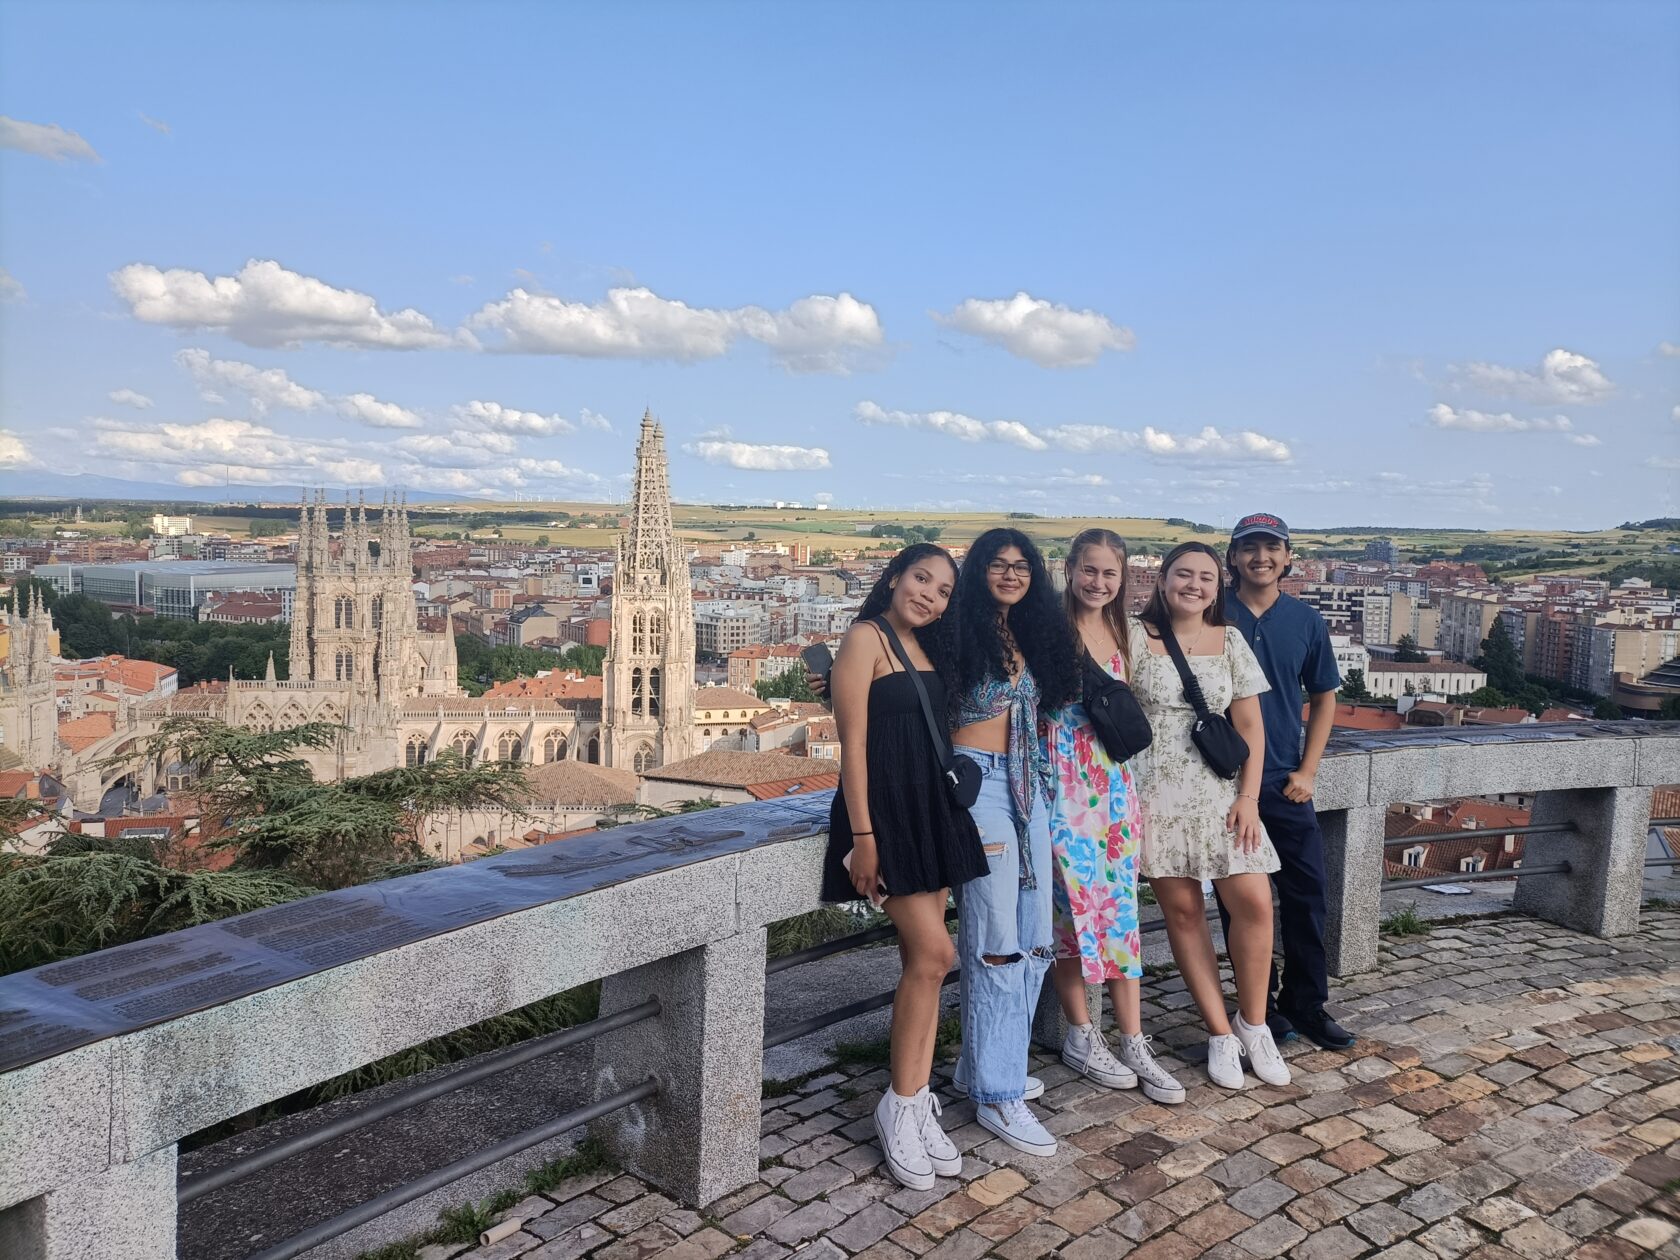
[957,666,1051,886]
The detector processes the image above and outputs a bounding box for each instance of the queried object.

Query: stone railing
[0,722,1674,1260]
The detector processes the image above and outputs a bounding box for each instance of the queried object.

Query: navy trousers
[1215,775,1330,1016]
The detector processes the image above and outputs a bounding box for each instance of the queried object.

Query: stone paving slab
[442,910,1680,1260]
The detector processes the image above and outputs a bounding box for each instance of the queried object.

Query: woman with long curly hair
[819,543,985,1190]
[1044,529,1186,1105]
[947,528,1080,1158]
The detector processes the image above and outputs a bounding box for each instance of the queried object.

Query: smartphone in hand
[800,643,834,675]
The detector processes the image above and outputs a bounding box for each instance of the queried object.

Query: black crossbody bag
[873,617,982,809]
[1081,650,1153,763]
[1157,623,1249,780]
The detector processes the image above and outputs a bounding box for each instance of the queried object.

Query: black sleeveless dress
[820,667,987,902]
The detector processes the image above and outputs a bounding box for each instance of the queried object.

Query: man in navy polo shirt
[1217,512,1355,1050]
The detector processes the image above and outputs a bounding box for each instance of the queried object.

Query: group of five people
[818,513,1355,1191]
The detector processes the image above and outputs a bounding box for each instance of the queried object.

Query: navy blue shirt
[1224,590,1341,779]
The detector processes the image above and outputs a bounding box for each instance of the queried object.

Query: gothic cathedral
[602,411,696,772]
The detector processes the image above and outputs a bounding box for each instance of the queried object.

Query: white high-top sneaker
[1206,1033,1248,1089]
[1115,1033,1187,1105]
[874,1090,934,1190]
[1061,1022,1138,1090]
[1233,1014,1292,1087]
[913,1086,963,1177]
[976,1097,1058,1157]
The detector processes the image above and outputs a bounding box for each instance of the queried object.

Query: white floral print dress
[1126,617,1281,881]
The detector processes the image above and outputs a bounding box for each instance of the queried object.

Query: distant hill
[0,471,461,505]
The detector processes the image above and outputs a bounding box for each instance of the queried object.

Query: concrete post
[1514,785,1650,937]
[1319,805,1387,976]
[591,928,766,1207]
[0,1148,176,1260]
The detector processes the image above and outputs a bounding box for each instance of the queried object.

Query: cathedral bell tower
[603,411,695,772]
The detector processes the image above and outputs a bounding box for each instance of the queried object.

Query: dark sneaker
[1284,1006,1356,1051]
[1266,1010,1299,1044]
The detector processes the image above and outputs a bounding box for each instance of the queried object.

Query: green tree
[811,548,837,565]
[1660,695,1680,720]
[1339,668,1372,702]
[1593,699,1625,720]
[0,577,60,614]
[755,666,817,703]
[1475,619,1525,694]
[1464,685,1511,708]
[1394,634,1428,663]
[535,534,551,546]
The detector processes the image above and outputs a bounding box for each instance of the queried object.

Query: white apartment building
[1364,660,1486,700]
[1329,635,1369,684]
[695,601,769,655]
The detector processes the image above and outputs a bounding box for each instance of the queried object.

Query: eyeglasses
[987,560,1032,577]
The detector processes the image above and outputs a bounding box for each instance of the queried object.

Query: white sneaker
[1234,1015,1292,1086]
[914,1086,963,1177]
[976,1097,1059,1157]
[874,1090,934,1190]
[1061,1023,1138,1090]
[1206,1033,1248,1090]
[949,1070,1045,1101]
[1116,1033,1187,1105]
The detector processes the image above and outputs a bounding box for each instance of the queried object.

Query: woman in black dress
[821,543,985,1191]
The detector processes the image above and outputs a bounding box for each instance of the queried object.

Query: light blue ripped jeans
[955,748,1054,1105]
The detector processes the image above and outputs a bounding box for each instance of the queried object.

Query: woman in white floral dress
[1127,542,1291,1091]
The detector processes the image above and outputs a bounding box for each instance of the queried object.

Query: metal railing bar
[1645,858,1680,867]
[766,908,959,975]
[180,998,660,1206]
[240,1077,658,1260]
[763,971,961,1050]
[1381,862,1571,892]
[1381,822,1577,848]
[1652,817,1680,827]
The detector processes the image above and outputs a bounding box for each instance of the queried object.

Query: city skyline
[2,2,1678,528]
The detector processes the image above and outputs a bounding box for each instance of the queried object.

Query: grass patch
[766,905,883,959]
[1139,882,1158,907]
[833,1015,960,1071]
[1380,903,1431,937]
[1646,897,1678,911]
[353,1139,611,1259]
[1142,961,1179,979]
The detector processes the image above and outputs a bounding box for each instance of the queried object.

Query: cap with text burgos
[1230,512,1290,544]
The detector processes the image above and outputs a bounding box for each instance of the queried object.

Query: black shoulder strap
[872,617,954,774]
[1156,620,1215,721]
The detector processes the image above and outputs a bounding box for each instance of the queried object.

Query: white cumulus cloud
[454,399,575,436]
[467,286,882,371]
[0,267,23,303]
[854,401,1048,451]
[1659,342,1679,357]
[338,393,421,429]
[579,408,613,432]
[856,402,1290,462]
[1450,348,1614,405]
[934,292,1135,367]
[0,116,101,162]
[112,259,457,350]
[175,347,326,414]
[94,416,383,486]
[0,430,34,468]
[684,439,831,471]
[1427,403,1599,446]
[108,388,153,409]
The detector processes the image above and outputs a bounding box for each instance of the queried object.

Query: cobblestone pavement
[438,911,1680,1260]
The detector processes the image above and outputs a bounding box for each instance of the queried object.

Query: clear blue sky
[2,0,1676,527]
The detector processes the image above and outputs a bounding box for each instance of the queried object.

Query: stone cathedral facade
[602,411,696,772]
[0,592,58,770]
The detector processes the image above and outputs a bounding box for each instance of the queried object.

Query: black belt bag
[873,618,982,809]
[1158,625,1249,780]
[1081,650,1152,763]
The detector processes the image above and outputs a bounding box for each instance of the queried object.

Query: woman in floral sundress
[1127,541,1292,1093]
[1043,529,1185,1105]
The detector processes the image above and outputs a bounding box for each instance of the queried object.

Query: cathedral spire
[623,410,680,583]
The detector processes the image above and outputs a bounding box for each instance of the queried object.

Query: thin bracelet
[1236,793,1258,802]
[852,829,875,836]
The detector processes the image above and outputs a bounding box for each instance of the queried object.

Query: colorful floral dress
[1044,649,1143,982]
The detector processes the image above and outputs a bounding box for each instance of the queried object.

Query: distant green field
[11,502,1676,579]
